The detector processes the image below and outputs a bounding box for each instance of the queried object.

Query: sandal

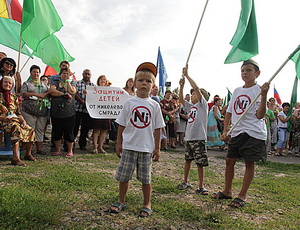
[52,152,61,156]
[65,152,73,157]
[138,207,153,218]
[196,187,209,195]
[109,202,126,213]
[11,159,26,166]
[211,191,232,199]
[230,197,246,208]
[24,155,37,161]
[177,182,191,190]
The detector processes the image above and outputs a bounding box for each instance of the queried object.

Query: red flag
[43,66,57,76]
[0,0,22,23]
[274,87,282,105]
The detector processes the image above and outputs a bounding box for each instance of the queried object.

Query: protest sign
[86,86,129,119]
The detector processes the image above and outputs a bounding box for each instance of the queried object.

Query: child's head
[282,102,290,111]
[241,59,260,85]
[134,62,157,98]
[190,88,210,104]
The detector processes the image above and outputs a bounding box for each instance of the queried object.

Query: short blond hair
[134,70,156,84]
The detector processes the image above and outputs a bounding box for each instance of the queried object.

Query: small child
[178,64,209,195]
[110,62,165,217]
[212,59,269,208]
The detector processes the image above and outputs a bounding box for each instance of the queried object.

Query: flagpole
[185,0,210,66]
[227,45,300,136]
[19,55,32,73]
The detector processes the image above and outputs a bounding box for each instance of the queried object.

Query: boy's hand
[116,143,122,158]
[221,131,230,142]
[152,149,160,162]
[182,64,189,77]
[179,77,185,87]
[260,82,270,97]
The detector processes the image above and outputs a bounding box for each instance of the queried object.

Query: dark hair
[0,57,16,76]
[40,75,49,80]
[0,52,7,57]
[165,90,172,95]
[59,61,69,67]
[214,97,221,104]
[97,75,107,86]
[30,64,41,73]
[282,102,290,108]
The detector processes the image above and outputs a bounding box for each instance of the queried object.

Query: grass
[0,146,300,229]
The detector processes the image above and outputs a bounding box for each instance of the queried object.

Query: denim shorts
[185,140,209,166]
[227,133,267,162]
[115,149,152,184]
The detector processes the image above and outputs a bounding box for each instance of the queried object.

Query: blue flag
[156,47,168,94]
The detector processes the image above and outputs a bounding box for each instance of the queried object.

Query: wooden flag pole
[227,45,300,136]
[19,55,32,73]
[185,0,210,66]
[15,35,23,94]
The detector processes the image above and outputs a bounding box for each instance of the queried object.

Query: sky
[1,0,300,103]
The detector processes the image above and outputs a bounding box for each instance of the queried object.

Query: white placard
[86,86,129,119]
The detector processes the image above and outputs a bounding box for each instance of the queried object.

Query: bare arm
[116,125,125,158]
[153,128,161,161]
[179,78,185,104]
[221,112,232,141]
[49,85,64,97]
[213,106,223,121]
[256,82,270,119]
[182,64,202,102]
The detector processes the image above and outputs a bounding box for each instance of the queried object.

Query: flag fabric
[274,87,282,105]
[156,47,168,94]
[223,88,232,106]
[224,0,258,64]
[33,34,75,72]
[43,65,57,76]
[0,17,32,56]
[288,76,298,131]
[290,46,300,80]
[21,0,63,51]
[0,0,22,23]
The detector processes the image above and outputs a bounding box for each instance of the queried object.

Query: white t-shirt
[227,84,266,140]
[116,96,165,153]
[277,111,288,128]
[184,96,208,141]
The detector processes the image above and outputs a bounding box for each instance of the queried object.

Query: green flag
[222,88,232,106]
[0,18,32,57]
[33,34,75,72]
[288,76,298,131]
[21,0,63,52]
[224,0,258,64]
[290,46,300,80]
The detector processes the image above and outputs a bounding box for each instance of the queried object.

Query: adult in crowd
[92,75,111,154]
[265,101,275,154]
[123,77,135,96]
[291,102,300,156]
[74,69,94,150]
[207,97,225,149]
[208,95,219,110]
[49,67,76,157]
[40,75,50,86]
[0,57,21,94]
[275,102,291,156]
[177,99,188,146]
[21,65,50,155]
[0,51,7,60]
[0,76,35,166]
[268,97,279,151]
[151,85,160,103]
[185,93,190,103]
[50,61,70,84]
[160,90,178,148]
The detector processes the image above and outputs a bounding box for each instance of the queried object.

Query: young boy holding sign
[212,59,269,208]
[110,62,165,217]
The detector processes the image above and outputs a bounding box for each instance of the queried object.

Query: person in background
[0,52,7,60]
[268,97,279,151]
[0,57,21,94]
[49,67,76,157]
[185,93,190,103]
[92,75,111,154]
[207,97,225,150]
[160,90,178,149]
[74,69,94,151]
[208,95,219,110]
[151,85,160,103]
[265,101,275,154]
[21,65,50,155]
[275,102,291,156]
[291,103,300,156]
[123,78,135,96]
[50,61,70,84]
[0,77,35,166]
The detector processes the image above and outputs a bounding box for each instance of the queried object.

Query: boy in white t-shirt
[212,59,269,208]
[177,64,210,195]
[109,62,165,217]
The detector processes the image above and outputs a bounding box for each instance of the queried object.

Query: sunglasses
[4,62,14,67]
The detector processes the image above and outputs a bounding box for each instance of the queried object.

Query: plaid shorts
[115,149,152,184]
[185,140,209,166]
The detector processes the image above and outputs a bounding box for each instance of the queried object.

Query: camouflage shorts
[185,140,209,166]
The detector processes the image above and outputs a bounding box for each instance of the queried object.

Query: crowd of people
[1,52,300,215]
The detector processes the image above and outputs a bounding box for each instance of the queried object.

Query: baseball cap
[136,62,157,77]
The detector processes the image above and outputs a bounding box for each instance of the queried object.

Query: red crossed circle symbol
[130,106,151,128]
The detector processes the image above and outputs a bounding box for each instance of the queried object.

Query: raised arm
[182,64,202,101]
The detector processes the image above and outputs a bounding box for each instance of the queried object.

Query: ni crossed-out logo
[130,106,151,128]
